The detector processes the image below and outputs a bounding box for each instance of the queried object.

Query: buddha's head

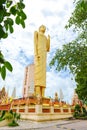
[39,25,46,33]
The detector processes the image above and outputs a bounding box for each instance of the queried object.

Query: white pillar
[68,107,71,113]
[60,107,63,113]
[25,105,28,113]
[17,106,19,113]
[35,105,42,114]
[50,106,54,114]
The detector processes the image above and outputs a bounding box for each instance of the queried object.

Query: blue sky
[0,0,76,103]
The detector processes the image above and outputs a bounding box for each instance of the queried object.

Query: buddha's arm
[47,35,50,52]
[34,31,38,55]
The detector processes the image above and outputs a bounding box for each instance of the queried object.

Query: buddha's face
[39,25,46,33]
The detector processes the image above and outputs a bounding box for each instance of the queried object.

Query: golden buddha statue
[34,25,50,97]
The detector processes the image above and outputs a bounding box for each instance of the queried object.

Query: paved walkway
[0,119,86,130]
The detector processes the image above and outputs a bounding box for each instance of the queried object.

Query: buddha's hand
[37,55,40,59]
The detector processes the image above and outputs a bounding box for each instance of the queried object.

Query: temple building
[22,64,35,97]
[72,90,82,106]
[0,86,11,104]
[0,87,7,100]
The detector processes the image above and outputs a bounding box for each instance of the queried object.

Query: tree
[0,0,27,80]
[50,0,87,103]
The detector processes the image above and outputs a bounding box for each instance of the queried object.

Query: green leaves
[0,0,27,80]
[0,0,27,39]
[50,0,87,103]
[15,10,26,28]
[0,9,5,23]
[5,61,13,72]
[15,16,20,25]
[1,66,6,80]
[6,0,13,8]
[7,18,14,25]
[66,0,87,30]
[0,61,13,80]
[9,25,14,33]
[17,2,25,9]
[0,0,6,6]
[0,25,7,38]
[10,6,17,15]
[0,52,13,80]
[4,18,14,33]
[20,10,27,20]
[20,19,25,28]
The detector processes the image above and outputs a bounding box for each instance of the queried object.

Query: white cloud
[0,0,75,103]
[46,70,75,103]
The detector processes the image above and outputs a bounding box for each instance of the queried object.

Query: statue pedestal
[11,97,73,121]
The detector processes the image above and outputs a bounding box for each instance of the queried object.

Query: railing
[0,97,74,114]
[0,104,11,111]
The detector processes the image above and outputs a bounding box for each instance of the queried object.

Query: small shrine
[0,87,8,104]
[0,87,12,111]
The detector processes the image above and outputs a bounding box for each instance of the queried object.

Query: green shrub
[8,120,19,127]
[4,112,13,120]
[0,110,20,126]
[74,104,81,112]
[73,104,81,118]
[73,104,87,119]
[0,110,6,119]
[73,111,79,118]
[15,113,20,120]
[9,110,13,115]
[82,107,87,115]
[0,117,4,121]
